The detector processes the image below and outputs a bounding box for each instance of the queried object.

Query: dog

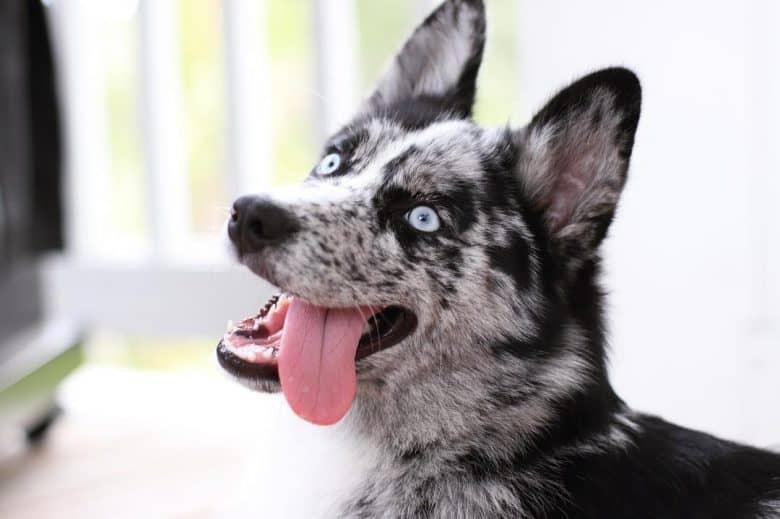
[217,0,780,516]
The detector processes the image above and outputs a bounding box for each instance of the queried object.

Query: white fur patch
[226,397,379,518]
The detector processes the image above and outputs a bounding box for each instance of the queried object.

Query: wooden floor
[0,366,272,518]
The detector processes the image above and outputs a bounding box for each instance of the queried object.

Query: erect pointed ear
[515,67,641,263]
[360,0,486,120]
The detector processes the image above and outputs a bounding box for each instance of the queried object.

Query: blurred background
[0,0,777,517]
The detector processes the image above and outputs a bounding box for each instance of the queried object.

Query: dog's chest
[229,398,380,518]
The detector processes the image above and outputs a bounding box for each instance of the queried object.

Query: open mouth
[216,293,416,425]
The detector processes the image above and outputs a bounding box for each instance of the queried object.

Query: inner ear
[358,0,486,121]
[540,123,619,234]
[516,68,642,255]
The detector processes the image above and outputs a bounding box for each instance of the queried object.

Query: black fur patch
[382,146,422,182]
[373,185,417,239]
[481,152,519,212]
[557,416,780,519]
[530,67,641,152]
[486,231,531,292]
[371,98,461,131]
[445,180,477,233]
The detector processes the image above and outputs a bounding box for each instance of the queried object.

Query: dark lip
[216,303,417,386]
[217,341,281,383]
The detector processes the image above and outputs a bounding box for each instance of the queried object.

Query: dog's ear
[359,0,486,119]
[515,68,641,264]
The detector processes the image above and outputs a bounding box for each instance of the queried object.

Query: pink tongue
[278,298,367,425]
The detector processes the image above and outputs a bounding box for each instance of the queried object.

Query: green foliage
[266,1,316,186]
[474,0,523,125]
[355,0,414,91]
[102,16,146,240]
[177,0,228,233]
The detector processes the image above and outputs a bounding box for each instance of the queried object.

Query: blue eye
[316,153,341,176]
[405,206,440,233]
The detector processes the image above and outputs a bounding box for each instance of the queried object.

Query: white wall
[518,0,780,446]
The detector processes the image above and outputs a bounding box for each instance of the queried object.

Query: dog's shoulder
[557,414,780,519]
[341,411,780,519]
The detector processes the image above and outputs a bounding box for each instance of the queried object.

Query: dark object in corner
[0,0,80,445]
[1,0,63,267]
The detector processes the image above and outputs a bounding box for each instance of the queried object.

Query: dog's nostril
[228,195,300,254]
[247,219,265,242]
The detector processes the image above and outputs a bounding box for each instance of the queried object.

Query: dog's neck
[351,313,621,466]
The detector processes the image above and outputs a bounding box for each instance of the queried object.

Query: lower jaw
[216,340,282,390]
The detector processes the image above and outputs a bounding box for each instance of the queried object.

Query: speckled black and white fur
[228,1,780,517]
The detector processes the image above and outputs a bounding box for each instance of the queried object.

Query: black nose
[228,196,299,254]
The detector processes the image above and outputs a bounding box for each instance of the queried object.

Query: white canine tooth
[227,320,234,331]
[246,351,257,362]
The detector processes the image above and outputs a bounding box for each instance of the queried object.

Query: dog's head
[218,0,640,431]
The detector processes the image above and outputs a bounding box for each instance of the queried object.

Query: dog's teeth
[246,351,257,362]
[227,320,234,331]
